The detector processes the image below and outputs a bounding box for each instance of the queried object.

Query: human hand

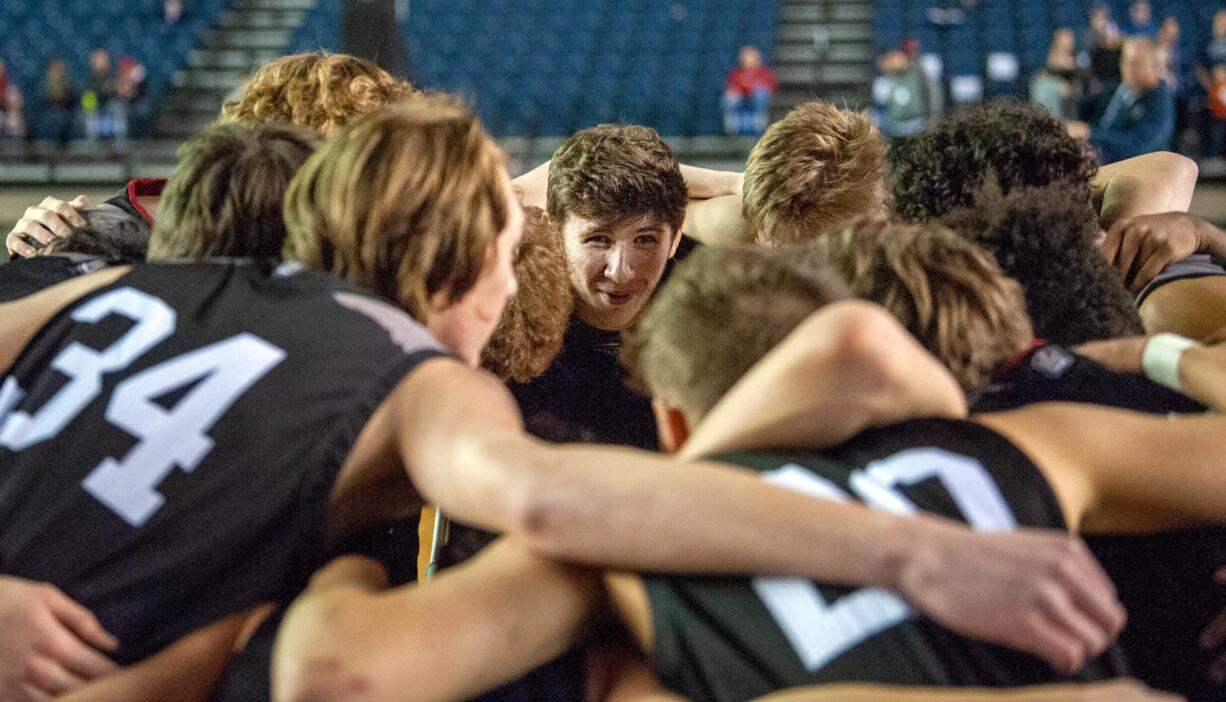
[5,196,90,258]
[0,576,118,702]
[898,523,1125,675]
[1100,212,1210,292]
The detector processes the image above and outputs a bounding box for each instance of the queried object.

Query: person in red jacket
[723,45,777,135]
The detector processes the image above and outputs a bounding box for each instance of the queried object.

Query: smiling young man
[509,124,690,449]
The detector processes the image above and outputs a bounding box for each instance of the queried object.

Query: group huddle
[3,51,1226,702]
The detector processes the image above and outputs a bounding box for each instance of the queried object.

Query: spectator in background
[1125,0,1157,38]
[2,85,27,141]
[1070,38,1174,164]
[1203,64,1226,159]
[164,0,183,24]
[0,59,9,114]
[722,45,776,136]
[1205,10,1226,71]
[41,58,76,148]
[1156,16,1193,151]
[1031,28,1085,119]
[83,48,115,145]
[1082,4,1122,87]
[115,56,146,142]
[876,48,929,139]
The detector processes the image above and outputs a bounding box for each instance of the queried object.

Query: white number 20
[0,287,285,526]
[753,448,1017,671]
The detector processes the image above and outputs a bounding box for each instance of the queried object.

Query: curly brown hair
[218,52,421,135]
[743,101,887,245]
[891,100,1098,223]
[481,207,573,382]
[801,217,1033,392]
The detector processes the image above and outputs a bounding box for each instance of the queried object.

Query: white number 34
[0,287,284,527]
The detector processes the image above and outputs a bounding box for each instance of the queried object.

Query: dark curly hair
[891,100,1099,223]
[940,180,1143,344]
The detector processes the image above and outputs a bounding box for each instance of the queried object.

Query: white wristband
[1141,333,1196,391]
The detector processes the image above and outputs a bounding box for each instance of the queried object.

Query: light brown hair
[743,101,887,245]
[623,245,849,422]
[148,123,320,261]
[283,96,508,321]
[546,124,687,232]
[218,52,421,136]
[802,217,1033,391]
[481,207,572,382]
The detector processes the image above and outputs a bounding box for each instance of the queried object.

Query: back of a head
[623,244,849,423]
[148,123,320,262]
[743,101,887,245]
[41,204,151,263]
[940,180,1143,344]
[481,207,572,382]
[284,96,508,321]
[891,100,1098,223]
[218,51,421,136]
[803,217,1033,392]
[546,124,687,231]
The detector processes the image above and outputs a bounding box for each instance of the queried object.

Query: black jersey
[0,260,447,664]
[973,344,1219,698]
[0,254,114,302]
[973,342,1204,415]
[510,316,658,449]
[644,419,1122,702]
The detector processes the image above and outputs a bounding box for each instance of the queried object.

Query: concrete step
[830,3,873,21]
[778,22,871,44]
[172,69,248,91]
[186,48,280,70]
[232,0,315,10]
[775,41,873,63]
[218,8,306,29]
[781,4,823,22]
[202,28,293,50]
[777,63,873,85]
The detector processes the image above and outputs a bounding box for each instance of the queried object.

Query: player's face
[427,173,524,365]
[560,214,678,331]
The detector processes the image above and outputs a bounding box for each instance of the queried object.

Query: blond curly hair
[218,52,421,135]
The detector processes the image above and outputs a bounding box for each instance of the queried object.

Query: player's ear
[652,398,690,454]
[668,227,684,259]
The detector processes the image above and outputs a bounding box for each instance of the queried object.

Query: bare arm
[512,162,742,211]
[393,358,1121,672]
[683,194,753,245]
[754,680,1178,702]
[1075,334,1226,411]
[1092,152,1197,231]
[1139,276,1226,339]
[0,266,130,369]
[273,545,598,702]
[59,610,251,702]
[681,300,968,460]
[979,404,1226,534]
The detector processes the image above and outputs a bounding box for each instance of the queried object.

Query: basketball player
[271,243,1219,700]
[0,100,1111,700]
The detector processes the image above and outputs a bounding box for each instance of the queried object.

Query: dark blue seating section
[290,0,780,136]
[874,0,1226,97]
[0,0,227,138]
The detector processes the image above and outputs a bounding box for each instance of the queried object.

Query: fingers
[19,657,87,698]
[5,230,38,259]
[1059,539,1126,640]
[15,682,51,702]
[1116,226,1144,290]
[43,591,118,680]
[39,196,87,229]
[1100,220,1125,264]
[1016,609,1087,675]
[46,588,118,654]
[66,195,92,213]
